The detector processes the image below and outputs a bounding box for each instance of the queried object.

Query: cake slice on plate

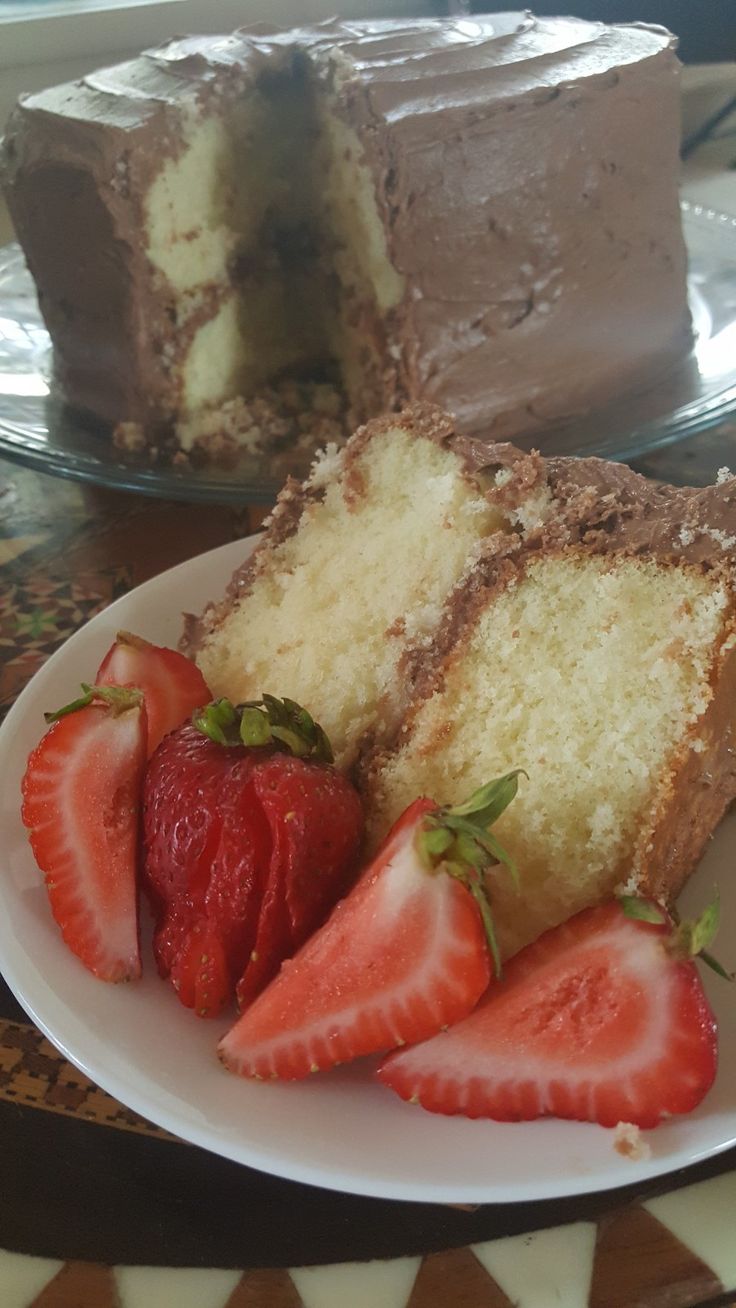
[192,406,736,955]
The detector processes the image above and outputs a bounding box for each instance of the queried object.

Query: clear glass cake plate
[1,199,735,504]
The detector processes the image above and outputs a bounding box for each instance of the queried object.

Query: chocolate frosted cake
[193,403,736,959]
[2,13,689,457]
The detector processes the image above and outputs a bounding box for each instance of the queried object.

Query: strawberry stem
[416,770,525,977]
[619,892,734,981]
[44,683,143,723]
[193,695,334,763]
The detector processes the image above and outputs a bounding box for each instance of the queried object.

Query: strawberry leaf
[700,949,734,982]
[239,706,272,748]
[44,682,143,723]
[193,695,334,762]
[420,827,454,862]
[637,889,736,981]
[417,770,524,976]
[671,892,733,980]
[271,726,310,757]
[444,771,526,827]
[618,896,668,925]
[193,698,239,745]
[690,893,720,956]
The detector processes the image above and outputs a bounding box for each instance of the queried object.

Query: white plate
[1,538,735,1205]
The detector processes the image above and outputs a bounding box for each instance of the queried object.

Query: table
[2,57,736,1308]
[1,423,736,1308]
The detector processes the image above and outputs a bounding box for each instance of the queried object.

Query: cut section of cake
[192,406,736,960]
[192,405,520,769]
[2,14,689,456]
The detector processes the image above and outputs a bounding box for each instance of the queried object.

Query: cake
[2,14,689,459]
[192,403,736,960]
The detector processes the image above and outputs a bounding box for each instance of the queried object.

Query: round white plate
[1,538,735,1204]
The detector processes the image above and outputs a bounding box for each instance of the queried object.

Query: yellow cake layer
[197,417,510,766]
[366,551,733,958]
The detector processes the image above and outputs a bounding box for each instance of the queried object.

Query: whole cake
[193,404,736,960]
[2,13,689,457]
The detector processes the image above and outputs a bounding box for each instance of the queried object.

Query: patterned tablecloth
[1,417,736,1308]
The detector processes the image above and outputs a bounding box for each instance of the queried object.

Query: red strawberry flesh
[378,901,718,1128]
[236,752,364,1007]
[219,798,491,1080]
[97,631,210,757]
[21,699,145,982]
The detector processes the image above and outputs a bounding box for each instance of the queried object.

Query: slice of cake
[192,406,736,960]
[1,14,689,457]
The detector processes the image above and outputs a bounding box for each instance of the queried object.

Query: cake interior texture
[196,416,507,767]
[366,551,734,959]
[143,57,400,442]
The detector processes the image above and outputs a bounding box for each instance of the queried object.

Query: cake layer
[193,406,515,768]
[2,14,689,451]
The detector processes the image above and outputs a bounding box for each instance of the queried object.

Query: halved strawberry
[219,774,522,1081]
[21,685,146,982]
[378,899,721,1128]
[96,630,210,757]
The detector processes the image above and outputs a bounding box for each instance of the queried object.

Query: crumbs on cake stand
[112,378,350,471]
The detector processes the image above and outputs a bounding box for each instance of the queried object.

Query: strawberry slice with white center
[96,630,210,757]
[21,685,146,982]
[378,899,722,1128]
[219,774,522,1081]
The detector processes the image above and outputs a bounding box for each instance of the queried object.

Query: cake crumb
[308,441,344,489]
[614,1121,652,1161]
[703,525,736,551]
[113,420,147,452]
[615,871,641,897]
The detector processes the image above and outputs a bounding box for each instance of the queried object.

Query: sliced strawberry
[218,776,523,1081]
[378,900,719,1128]
[236,751,364,1007]
[142,699,363,1017]
[143,724,270,1013]
[169,919,231,1018]
[21,686,146,982]
[97,630,210,756]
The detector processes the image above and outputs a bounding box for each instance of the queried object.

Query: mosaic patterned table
[2,425,736,1308]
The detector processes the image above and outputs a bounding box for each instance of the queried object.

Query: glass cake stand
[1,200,735,504]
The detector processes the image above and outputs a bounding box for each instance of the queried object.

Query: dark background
[463,3,736,63]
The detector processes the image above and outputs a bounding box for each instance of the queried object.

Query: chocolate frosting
[451,430,736,569]
[2,14,689,438]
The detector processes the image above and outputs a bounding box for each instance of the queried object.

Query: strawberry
[96,630,210,757]
[218,773,522,1081]
[21,684,146,982]
[142,696,364,1017]
[378,898,723,1129]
